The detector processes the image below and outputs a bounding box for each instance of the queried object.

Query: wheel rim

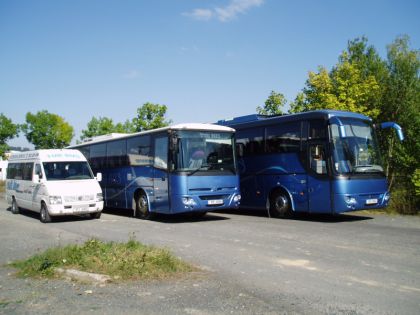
[274,195,288,214]
[138,195,148,215]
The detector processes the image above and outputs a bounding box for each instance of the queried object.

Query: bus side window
[154,137,168,170]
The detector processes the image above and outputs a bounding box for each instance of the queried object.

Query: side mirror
[33,174,40,183]
[96,172,102,182]
[380,122,404,141]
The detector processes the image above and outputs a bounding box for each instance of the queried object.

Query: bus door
[306,142,332,213]
[152,135,169,213]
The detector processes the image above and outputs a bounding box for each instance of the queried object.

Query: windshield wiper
[187,164,210,176]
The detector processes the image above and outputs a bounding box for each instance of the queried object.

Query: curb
[56,268,112,284]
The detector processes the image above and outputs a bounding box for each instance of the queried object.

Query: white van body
[6,149,103,222]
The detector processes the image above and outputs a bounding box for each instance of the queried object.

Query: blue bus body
[218,110,399,216]
[70,124,241,218]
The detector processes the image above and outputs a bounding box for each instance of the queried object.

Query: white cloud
[184,0,264,22]
[123,70,140,79]
[184,8,213,21]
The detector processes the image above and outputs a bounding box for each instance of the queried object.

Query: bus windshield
[173,131,236,174]
[330,118,384,175]
[43,162,94,181]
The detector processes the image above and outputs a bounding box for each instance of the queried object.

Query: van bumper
[48,201,104,216]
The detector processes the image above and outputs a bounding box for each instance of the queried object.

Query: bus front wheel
[136,192,153,220]
[270,190,292,218]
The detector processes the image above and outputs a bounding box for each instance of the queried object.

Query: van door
[20,163,35,210]
[152,135,169,213]
[31,163,44,211]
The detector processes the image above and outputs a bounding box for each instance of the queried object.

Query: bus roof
[71,123,235,147]
[8,149,87,162]
[217,110,371,127]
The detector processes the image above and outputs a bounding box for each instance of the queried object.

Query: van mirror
[96,172,102,182]
[33,174,40,183]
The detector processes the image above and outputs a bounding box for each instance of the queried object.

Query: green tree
[132,102,171,132]
[289,61,381,118]
[378,36,420,213]
[80,117,135,141]
[257,91,287,115]
[21,110,74,149]
[0,114,19,158]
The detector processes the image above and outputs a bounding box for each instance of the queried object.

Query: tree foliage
[80,117,135,141]
[257,91,286,115]
[21,110,74,149]
[132,102,171,132]
[0,113,19,157]
[289,39,382,118]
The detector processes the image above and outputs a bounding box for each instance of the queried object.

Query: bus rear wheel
[270,190,292,218]
[136,192,153,220]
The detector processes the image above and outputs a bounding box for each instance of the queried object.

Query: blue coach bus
[70,123,241,219]
[217,110,403,217]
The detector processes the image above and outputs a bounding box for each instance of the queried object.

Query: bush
[388,187,419,215]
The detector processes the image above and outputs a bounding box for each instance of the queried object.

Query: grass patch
[9,238,195,281]
[0,180,5,193]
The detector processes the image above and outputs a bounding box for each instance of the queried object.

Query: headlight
[49,196,62,205]
[233,194,241,202]
[96,193,103,202]
[182,197,197,206]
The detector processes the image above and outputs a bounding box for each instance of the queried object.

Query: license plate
[208,199,223,206]
[74,206,88,212]
[366,198,378,205]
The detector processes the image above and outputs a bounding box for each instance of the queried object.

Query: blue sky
[1,0,419,147]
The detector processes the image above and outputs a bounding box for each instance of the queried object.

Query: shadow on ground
[217,208,373,223]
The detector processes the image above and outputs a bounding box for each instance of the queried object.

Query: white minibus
[6,149,104,223]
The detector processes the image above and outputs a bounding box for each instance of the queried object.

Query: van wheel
[90,212,101,219]
[270,190,292,218]
[40,203,52,223]
[11,198,20,214]
[135,192,153,220]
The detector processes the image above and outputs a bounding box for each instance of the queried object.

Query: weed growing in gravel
[10,238,194,280]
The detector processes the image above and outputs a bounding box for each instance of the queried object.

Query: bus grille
[199,195,229,200]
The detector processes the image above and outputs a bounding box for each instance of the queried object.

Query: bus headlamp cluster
[182,197,197,206]
[233,194,241,202]
[49,196,62,205]
[345,196,357,209]
[96,193,103,202]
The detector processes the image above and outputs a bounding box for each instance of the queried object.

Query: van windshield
[43,162,94,181]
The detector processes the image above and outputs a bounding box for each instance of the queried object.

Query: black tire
[135,192,153,220]
[90,212,102,219]
[269,190,292,218]
[11,198,20,214]
[40,203,52,223]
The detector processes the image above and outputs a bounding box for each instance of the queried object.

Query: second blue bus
[217,110,403,217]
